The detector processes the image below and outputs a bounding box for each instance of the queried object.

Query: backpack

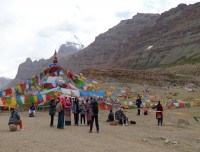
[92,100,98,115]
[144,109,148,115]
[130,120,136,124]
[56,102,63,112]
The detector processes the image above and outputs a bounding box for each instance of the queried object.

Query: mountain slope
[61,2,200,73]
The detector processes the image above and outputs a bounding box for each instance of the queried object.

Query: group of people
[8,94,164,132]
[106,94,163,126]
[48,96,99,133]
[136,94,163,126]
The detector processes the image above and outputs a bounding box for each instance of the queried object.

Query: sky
[0,0,199,79]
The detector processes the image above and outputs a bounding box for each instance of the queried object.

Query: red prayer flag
[46,94,52,101]
[6,88,12,96]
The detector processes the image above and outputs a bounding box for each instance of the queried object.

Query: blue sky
[0,0,199,79]
[116,11,132,18]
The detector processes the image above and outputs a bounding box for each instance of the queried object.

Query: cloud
[0,0,199,79]
[38,21,80,38]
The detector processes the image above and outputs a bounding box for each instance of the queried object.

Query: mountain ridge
[9,2,200,87]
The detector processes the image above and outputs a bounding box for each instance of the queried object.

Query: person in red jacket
[153,101,163,126]
[65,97,72,126]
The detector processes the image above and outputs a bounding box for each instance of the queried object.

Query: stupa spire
[53,50,58,64]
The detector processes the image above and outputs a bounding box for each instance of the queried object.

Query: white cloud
[0,0,199,78]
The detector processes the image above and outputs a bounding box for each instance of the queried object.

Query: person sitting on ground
[29,103,36,117]
[144,109,149,115]
[107,109,114,122]
[121,112,128,126]
[115,107,123,122]
[8,108,23,131]
[115,107,128,126]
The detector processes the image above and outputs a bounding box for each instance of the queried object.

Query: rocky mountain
[0,77,12,89]
[8,42,83,87]
[58,41,84,58]
[61,2,200,73]
[9,2,200,87]
[60,13,160,72]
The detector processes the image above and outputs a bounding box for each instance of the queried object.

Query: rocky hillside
[62,2,200,72]
[60,13,160,72]
[0,77,12,89]
[81,63,200,87]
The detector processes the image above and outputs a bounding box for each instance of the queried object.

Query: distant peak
[65,41,84,49]
[25,57,32,63]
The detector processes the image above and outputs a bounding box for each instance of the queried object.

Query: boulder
[178,119,190,128]
[9,124,18,132]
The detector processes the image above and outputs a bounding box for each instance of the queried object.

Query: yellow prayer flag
[10,97,17,108]
[33,95,38,102]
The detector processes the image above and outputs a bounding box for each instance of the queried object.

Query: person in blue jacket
[136,94,142,115]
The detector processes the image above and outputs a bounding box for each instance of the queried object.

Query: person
[57,97,67,129]
[136,94,142,115]
[8,108,23,131]
[72,97,80,126]
[115,107,128,126]
[29,103,36,117]
[79,100,86,125]
[86,98,91,126]
[89,96,99,133]
[153,101,163,126]
[65,97,72,126]
[144,108,149,115]
[107,109,114,122]
[49,99,56,127]
[121,111,128,126]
